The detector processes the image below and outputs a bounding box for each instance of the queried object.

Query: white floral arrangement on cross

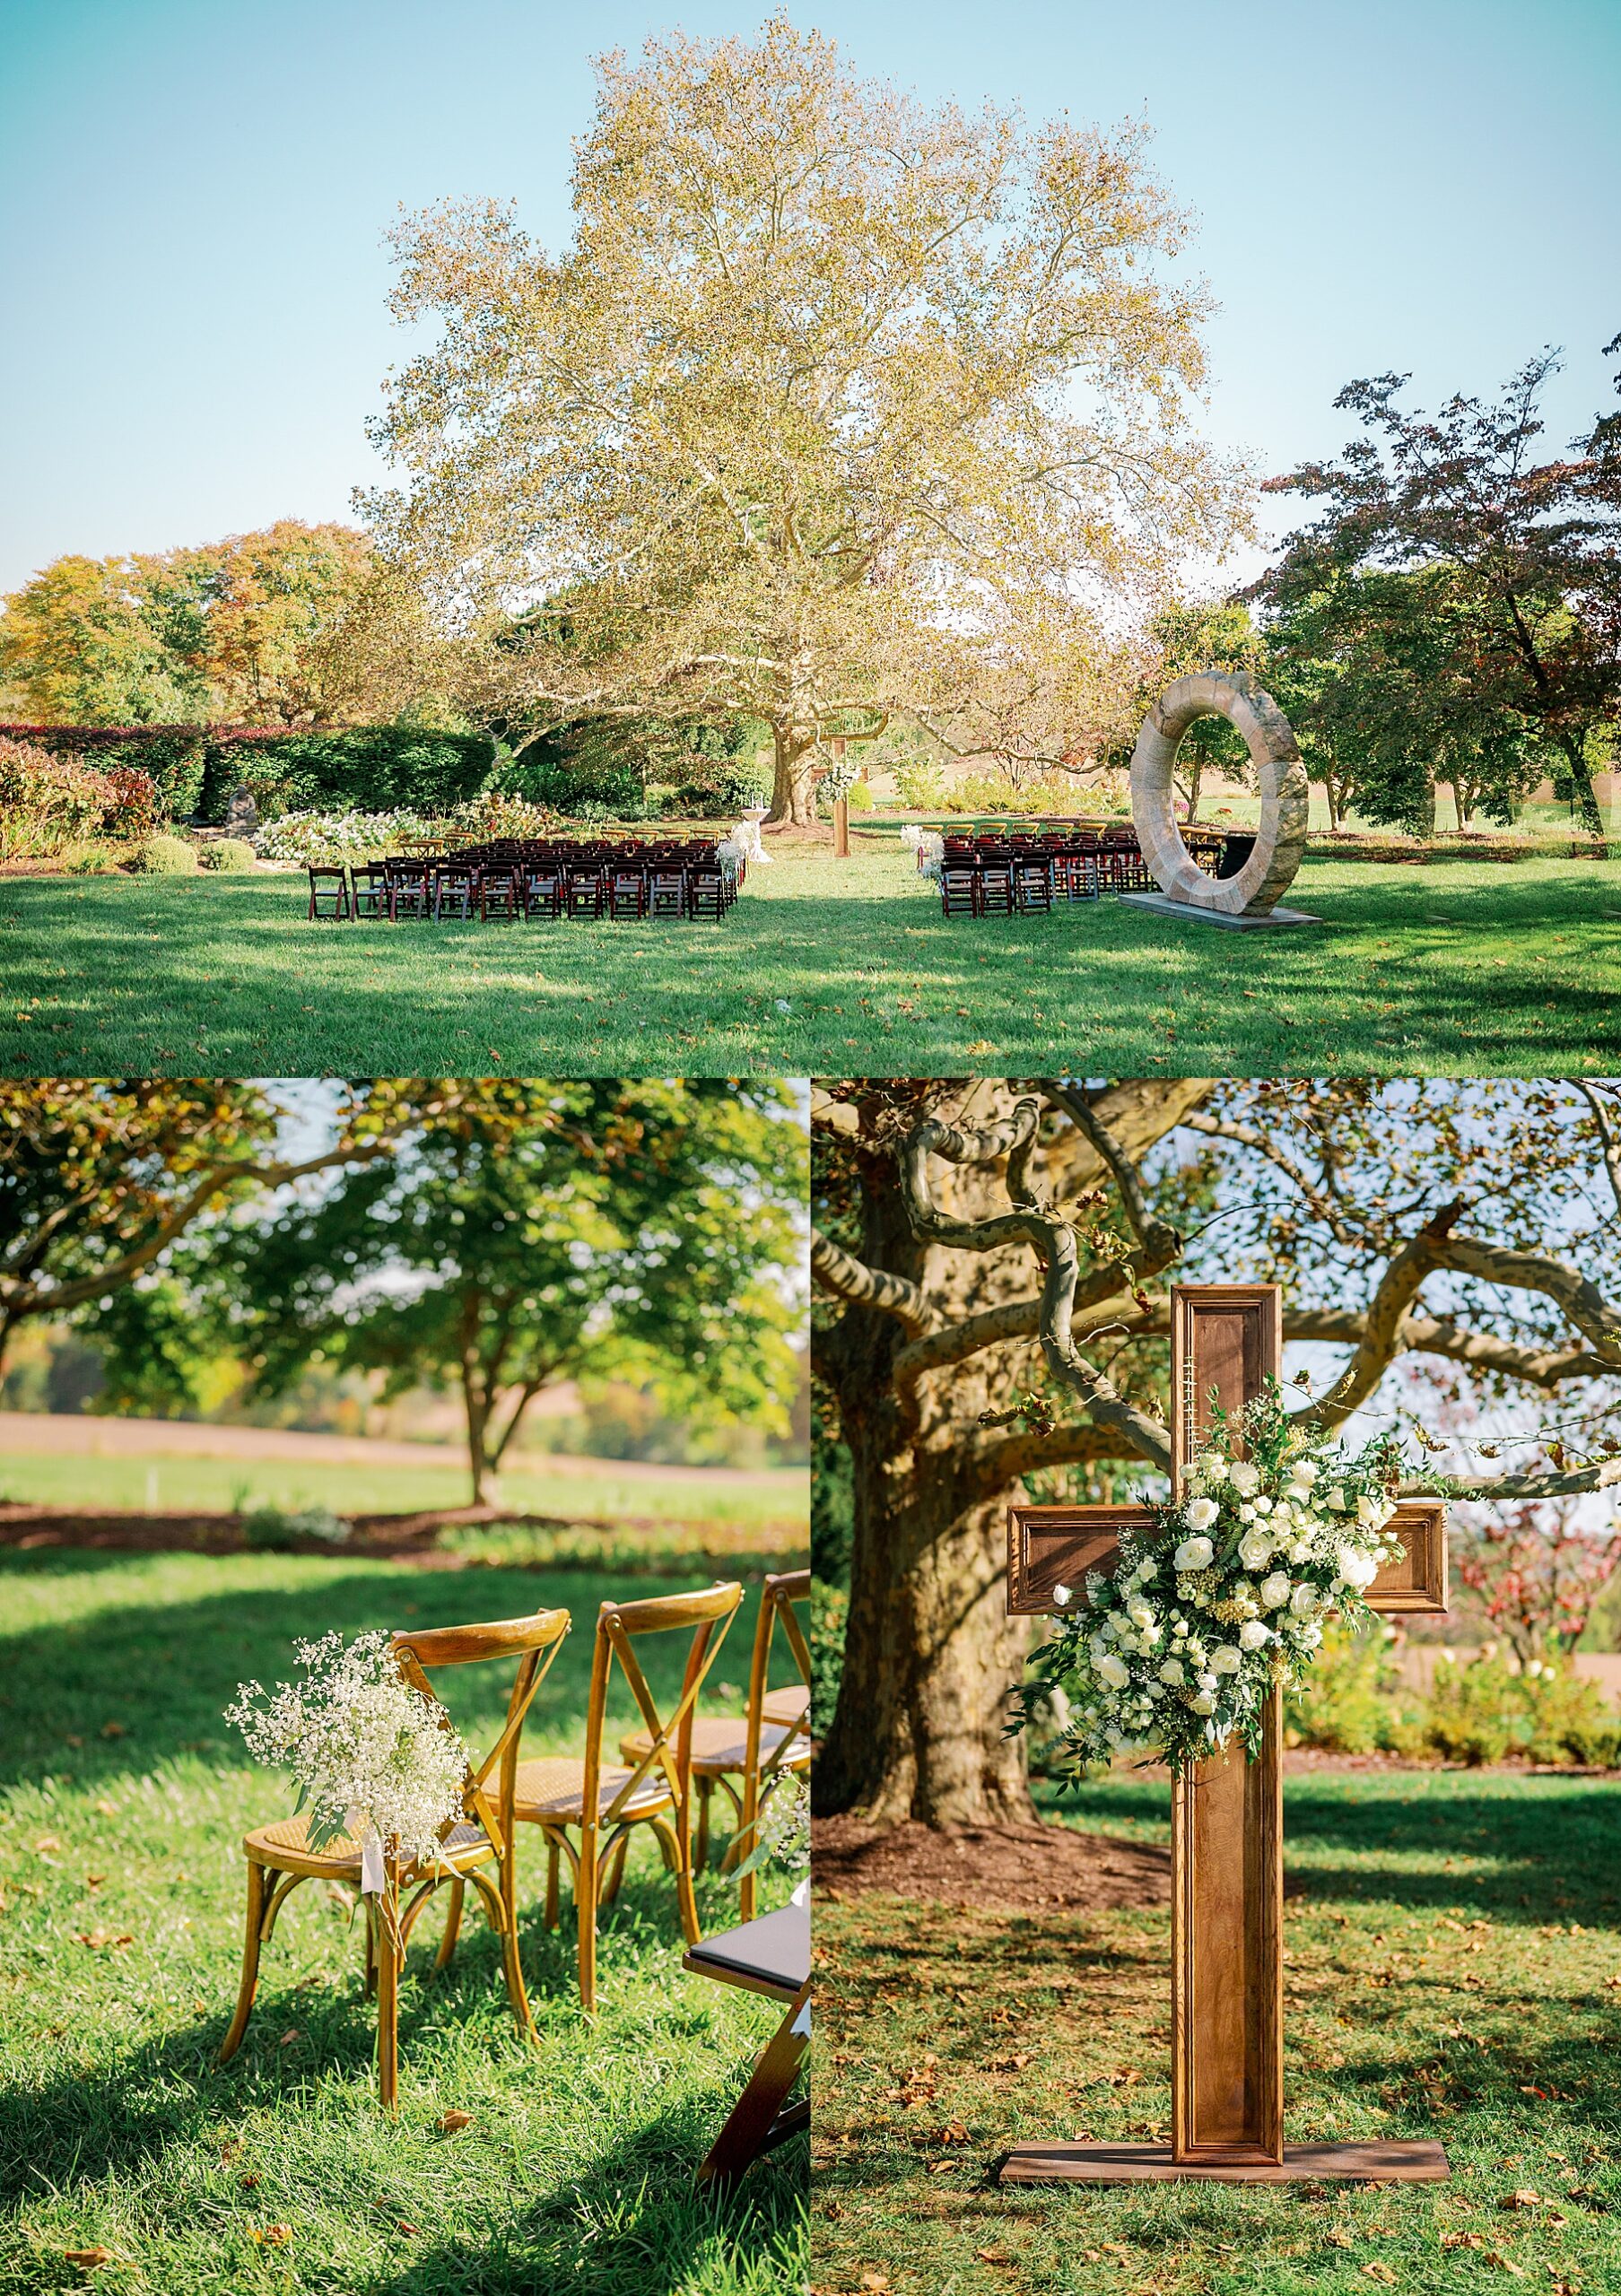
[226,1631,470,1900]
[1013,1382,1408,1776]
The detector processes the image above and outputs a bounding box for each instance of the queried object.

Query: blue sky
[1,0,1617,594]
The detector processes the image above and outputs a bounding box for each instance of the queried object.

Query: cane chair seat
[242,1813,492,1878]
[617,1715,805,1780]
[510,1754,674,1825]
[761,1683,810,1728]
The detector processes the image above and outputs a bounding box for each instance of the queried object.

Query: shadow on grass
[0,1553,794,1796]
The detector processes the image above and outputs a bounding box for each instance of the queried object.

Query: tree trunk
[767,721,819,829]
[1555,730,1608,851]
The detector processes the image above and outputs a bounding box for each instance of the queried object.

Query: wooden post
[832,737,850,859]
[998,1282,1450,2186]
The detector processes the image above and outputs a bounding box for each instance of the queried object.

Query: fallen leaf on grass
[249,2224,291,2247]
[64,2252,112,2270]
[395,2221,420,2238]
[1500,2190,1545,2211]
[1361,2264,1398,2284]
[277,2028,301,2048]
[1485,2256,1527,2280]
[92,1800,116,1818]
[974,2251,1015,2268]
[938,2120,970,2144]
[859,2275,891,2292]
[925,2160,959,2174]
[73,1930,132,1952]
[239,2174,260,2191]
[1442,2231,1486,2250]
[438,2110,475,2134]
[32,1835,62,1855]
[1326,2229,1354,2248]
[100,1722,125,1739]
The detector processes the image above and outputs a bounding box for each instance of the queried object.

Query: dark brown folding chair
[522,866,563,920]
[307,866,350,920]
[940,867,979,918]
[479,866,522,922]
[649,870,687,919]
[433,863,478,920]
[349,863,389,919]
[609,868,648,919]
[567,869,607,919]
[688,868,726,920]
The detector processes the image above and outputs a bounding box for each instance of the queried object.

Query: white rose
[1251,1495,1273,1517]
[1228,1461,1260,1496]
[1158,1658,1185,1685]
[1051,1583,1073,1607]
[1284,1483,1311,1507]
[1238,1618,1272,1650]
[1183,1496,1219,1531]
[1296,1622,1322,1650]
[1289,1582,1321,1617]
[1096,1652,1130,1689]
[1295,1460,1320,1485]
[1326,1486,1348,1512]
[1189,1692,1216,1715]
[1196,1671,1218,1692]
[1127,1596,1157,1631]
[1337,1545,1380,1592]
[1209,1646,1242,1674]
[1259,1571,1292,1611]
[1288,1542,1312,1563]
[1358,1493,1393,1530]
[1173,1536,1215,1573]
[1136,1556,1158,1579]
[1204,1457,1228,1483]
[1237,1529,1275,1571]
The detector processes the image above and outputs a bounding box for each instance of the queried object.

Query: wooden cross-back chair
[619,1569,811,1921]
[219,1607,571,2108]
[511,1581,743,2013]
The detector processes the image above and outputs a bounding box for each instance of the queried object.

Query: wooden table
[684,1898,810,2187]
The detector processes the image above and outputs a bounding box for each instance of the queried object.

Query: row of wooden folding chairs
[308,857,735,923]
[218,1572,810,2107]
[940,855,1102,916]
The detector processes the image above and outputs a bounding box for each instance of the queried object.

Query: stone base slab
[1120,892,1323,930]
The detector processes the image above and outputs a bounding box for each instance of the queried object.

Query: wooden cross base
[998,2140,1450,2186]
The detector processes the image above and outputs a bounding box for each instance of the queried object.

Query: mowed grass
[1,847,1618,1075]
[813,1769,1621,2296]
[0,1551,807,2295]
[0,1448,806,1546]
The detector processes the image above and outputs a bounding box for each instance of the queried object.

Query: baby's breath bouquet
[226,1631,469,1893]
[1013,1382,1409,1776]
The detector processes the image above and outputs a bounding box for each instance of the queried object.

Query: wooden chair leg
[218,1857,267,2063]
[544,1837,561,1931]
[695,1779,712,1872]
[601,1831,630,1906]
[375,1880,400,2112]
[577,1822,599,2015]
[434,1877,465,1970]
[698,1986,811,2188]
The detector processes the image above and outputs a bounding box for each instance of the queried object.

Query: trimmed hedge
[0,724,495,824]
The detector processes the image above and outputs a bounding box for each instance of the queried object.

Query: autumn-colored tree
[1258,342,1621,843]
[0,523,386,727]
[813,1078,1621,1828]
[367,18,1249,827]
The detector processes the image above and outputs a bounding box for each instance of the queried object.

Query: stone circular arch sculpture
[1129,670,1310,917]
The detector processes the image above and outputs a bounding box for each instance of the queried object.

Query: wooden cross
[1000,1283,1451,2185]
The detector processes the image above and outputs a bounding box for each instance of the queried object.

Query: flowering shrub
[0,735,115,858]
[1014,1381,1409,1775]
[101,766,161,840]
[226,1630,469,1866]
[453,790,564,840]
[945,770,1131,818]
[253,808,438,865]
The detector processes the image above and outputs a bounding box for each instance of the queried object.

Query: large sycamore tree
[813,1078,1621,1828]
[367,17,1248,825]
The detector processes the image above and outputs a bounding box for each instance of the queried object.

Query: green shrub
[0,725,209,818]
[845,782,873,813]
[1519,1663,1621,1766]
[893,758,946,810]
[241,1504,351,1552]
[128,832,199,875]
[197,837,257,872]
[61,841,119,874]
[198,726,494,822]
[1284,1619,1409,1754]
[1421,1650,1519,1765]
[810,1579,848,1737]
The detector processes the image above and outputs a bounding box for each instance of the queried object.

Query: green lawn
[1,847,1618,1074]
[0,1551,807,2295]
[0,1448,806,1547]
[814,1769,1621,2296]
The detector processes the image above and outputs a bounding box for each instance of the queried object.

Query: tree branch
[1296,1201,1467,1432]
[810,1228,933,1338]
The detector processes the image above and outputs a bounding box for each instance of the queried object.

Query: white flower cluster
[225,1630,469,1867]
[253,808,440,865]
[1031,1408,1407,1777]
